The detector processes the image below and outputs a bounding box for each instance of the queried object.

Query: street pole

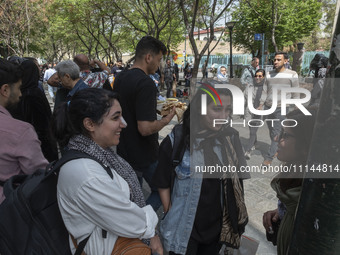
[226,21,236,78]
[288,2,340,253]
[261,33,265,68]
[184,33,187,67]
[229,28,233,78]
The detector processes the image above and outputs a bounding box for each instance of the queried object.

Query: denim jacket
[160,132,226,254]
[160,126,249,254]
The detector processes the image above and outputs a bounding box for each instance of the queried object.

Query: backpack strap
[171,124,186,168]
[74,235,90,255]
[51,149,113,254]
[247,66,255,78]
[50,150,112,179]
[170,125,186,193]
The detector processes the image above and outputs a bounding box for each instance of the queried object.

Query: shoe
[262,160,272,167]
[250,145,256,151]
[244,151,251,160]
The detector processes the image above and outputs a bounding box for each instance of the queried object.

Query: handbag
[112,237,151,255]
[72,235,151,255]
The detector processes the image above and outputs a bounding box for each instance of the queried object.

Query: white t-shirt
[262,68,299,107]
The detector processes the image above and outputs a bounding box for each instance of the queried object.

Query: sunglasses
[279,131,295,140]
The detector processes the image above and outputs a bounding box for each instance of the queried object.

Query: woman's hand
[263,208,279,233]
[158,188,171,213]
[150,235,163,255]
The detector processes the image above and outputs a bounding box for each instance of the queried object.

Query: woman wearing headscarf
[9,59,58,162]
[243,69,266,159]
[263,108,318,255]
[216,65,229,82]
[153,83,249,255]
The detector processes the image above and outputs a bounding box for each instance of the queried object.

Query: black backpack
[0,150,112,255]
[169,124,186,193]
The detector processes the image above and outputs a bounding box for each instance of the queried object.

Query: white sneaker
[244,151,251,160]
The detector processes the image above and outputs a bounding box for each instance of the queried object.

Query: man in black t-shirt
[111,59,124,77]
[114,36,175,212]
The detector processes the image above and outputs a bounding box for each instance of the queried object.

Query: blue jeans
[264,107,286,161]
[135,161,162,212]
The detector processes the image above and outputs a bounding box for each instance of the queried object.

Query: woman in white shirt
[52,88,162,254]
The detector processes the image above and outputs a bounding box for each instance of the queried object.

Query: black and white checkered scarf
[68,134,146,208]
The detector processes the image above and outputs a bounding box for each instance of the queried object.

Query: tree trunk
[271,0,278,52]
[292,48,304,73]
[289,3,340,253]
[191,55,201,80]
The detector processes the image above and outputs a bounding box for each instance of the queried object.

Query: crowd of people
[0,35,322,255]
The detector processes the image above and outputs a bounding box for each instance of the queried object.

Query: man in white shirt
[260,52,299,166]
[43,65,58,101]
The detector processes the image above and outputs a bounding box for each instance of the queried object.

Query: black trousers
[165,80,173,98]
[169,237,221,255]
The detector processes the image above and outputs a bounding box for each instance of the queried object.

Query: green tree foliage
[112,0,184,59]
[179,0,234,78]
[1,0,185,63]
[0,0,48,57]
[301,0,336,51]
[232,0,322,55]
[322,0,337,35]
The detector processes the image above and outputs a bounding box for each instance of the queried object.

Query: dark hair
[23,57,38,63]
[275,51,289,60]
[0,58,23,88]
[135,36,167,60]
[181,82,233,146]
[255,69,266,76]
[7,56,26,65]
[52,88,119,148]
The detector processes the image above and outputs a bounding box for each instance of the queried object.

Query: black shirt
[114,68,159,169]
[111,66,124,77]
[153,134,222,244]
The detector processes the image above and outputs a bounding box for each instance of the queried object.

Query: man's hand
[137,106,175,136]
[150,235,163,255]
[90,59,110,73]
[162,106,176,122]
[256,104,263,110]
[89,60,96,68]
[263,208,279,233]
